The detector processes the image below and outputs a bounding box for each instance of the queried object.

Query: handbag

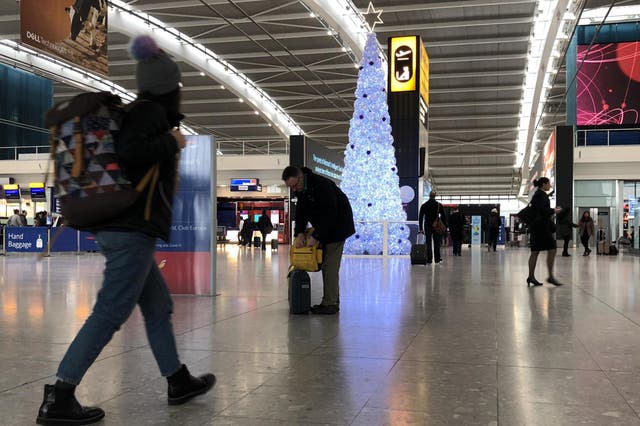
[289,244,323,272]
[432,217,446,235]
[517,204,537,225]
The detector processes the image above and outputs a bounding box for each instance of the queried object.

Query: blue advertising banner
[498,216,506,245]
[50,227,78,252]
[155,135,215,295]
[471,216,482,246]
[5,227,48,252]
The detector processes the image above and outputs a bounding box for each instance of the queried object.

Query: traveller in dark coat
[448,209,463,256]
[282,166,355,314]
[526,177,563,287]
[556,207,577,256]
[487,208,500,252]
[418,191,447,264]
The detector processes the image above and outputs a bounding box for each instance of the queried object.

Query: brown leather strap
[143,164,160,221]
[135,163,159,192]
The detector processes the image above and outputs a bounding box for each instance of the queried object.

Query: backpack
[45,92,159,230]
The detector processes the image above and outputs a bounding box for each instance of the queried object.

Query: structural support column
[387,35,429,220]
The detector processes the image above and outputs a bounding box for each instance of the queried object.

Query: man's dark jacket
[293,168,355,244]
[418,198,446,232]
[90,101,179,241]
[258,214,273,234]
[448,211,463,239]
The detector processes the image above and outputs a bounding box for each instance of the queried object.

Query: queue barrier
[2,226,99,254]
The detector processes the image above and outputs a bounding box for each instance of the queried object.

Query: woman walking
[527,177,563,287]
[578,211,595,256]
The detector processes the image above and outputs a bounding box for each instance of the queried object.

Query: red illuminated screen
[577,42,640,125]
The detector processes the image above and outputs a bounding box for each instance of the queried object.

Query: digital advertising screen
[577,42,640,125]
[304,138,344,184]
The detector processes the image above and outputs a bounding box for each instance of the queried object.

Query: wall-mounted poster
[20,0,108,76]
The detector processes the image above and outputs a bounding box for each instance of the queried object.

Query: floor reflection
[0,247,639,424]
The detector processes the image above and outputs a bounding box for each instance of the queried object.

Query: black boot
[167,364,216,405]
[36,383,104,425]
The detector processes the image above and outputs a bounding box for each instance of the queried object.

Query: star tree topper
[363,2,383,32]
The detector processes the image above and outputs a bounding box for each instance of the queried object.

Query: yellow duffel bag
[289,244,323,272]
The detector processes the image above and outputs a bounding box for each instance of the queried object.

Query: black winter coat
[293,168,355,244]
[418,199,446,232]
[556,208,576,239]
[487,213,501,230]
[258,214,273,234]
[89,101,180,241]
[448,212,463,239]
[529,188,556,251]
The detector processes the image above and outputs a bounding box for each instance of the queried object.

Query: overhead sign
[230,178,258,186]
[3,184,21,200]
[20,0,109,77]
[30,187,46,199]
[419,39,430,105]
[230,178,262,192]
[29,182,46,199]
[390,36,417,92]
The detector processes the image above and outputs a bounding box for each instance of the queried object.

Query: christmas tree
[341,32,411,255]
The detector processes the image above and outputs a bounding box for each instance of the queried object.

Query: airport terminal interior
[2,0,640,424]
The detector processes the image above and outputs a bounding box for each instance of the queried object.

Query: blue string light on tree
[340,30,411,255]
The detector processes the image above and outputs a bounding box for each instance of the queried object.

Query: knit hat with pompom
[129,35,181,95]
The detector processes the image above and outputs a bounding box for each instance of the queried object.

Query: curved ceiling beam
[109,0,303,139]
[302,0,370,61]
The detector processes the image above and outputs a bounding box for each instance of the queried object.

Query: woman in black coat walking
[527,177,563,286]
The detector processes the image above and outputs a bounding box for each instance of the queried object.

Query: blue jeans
[57,231,181,385]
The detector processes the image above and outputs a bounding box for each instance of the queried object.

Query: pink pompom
[129,35,159,60]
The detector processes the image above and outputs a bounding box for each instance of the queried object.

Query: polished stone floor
[1,244,640,425]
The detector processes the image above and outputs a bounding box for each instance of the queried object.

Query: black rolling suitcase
[271,239,279,250]
[253,236,261,247]
[288,269,311,314]
[411,232,427,265]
